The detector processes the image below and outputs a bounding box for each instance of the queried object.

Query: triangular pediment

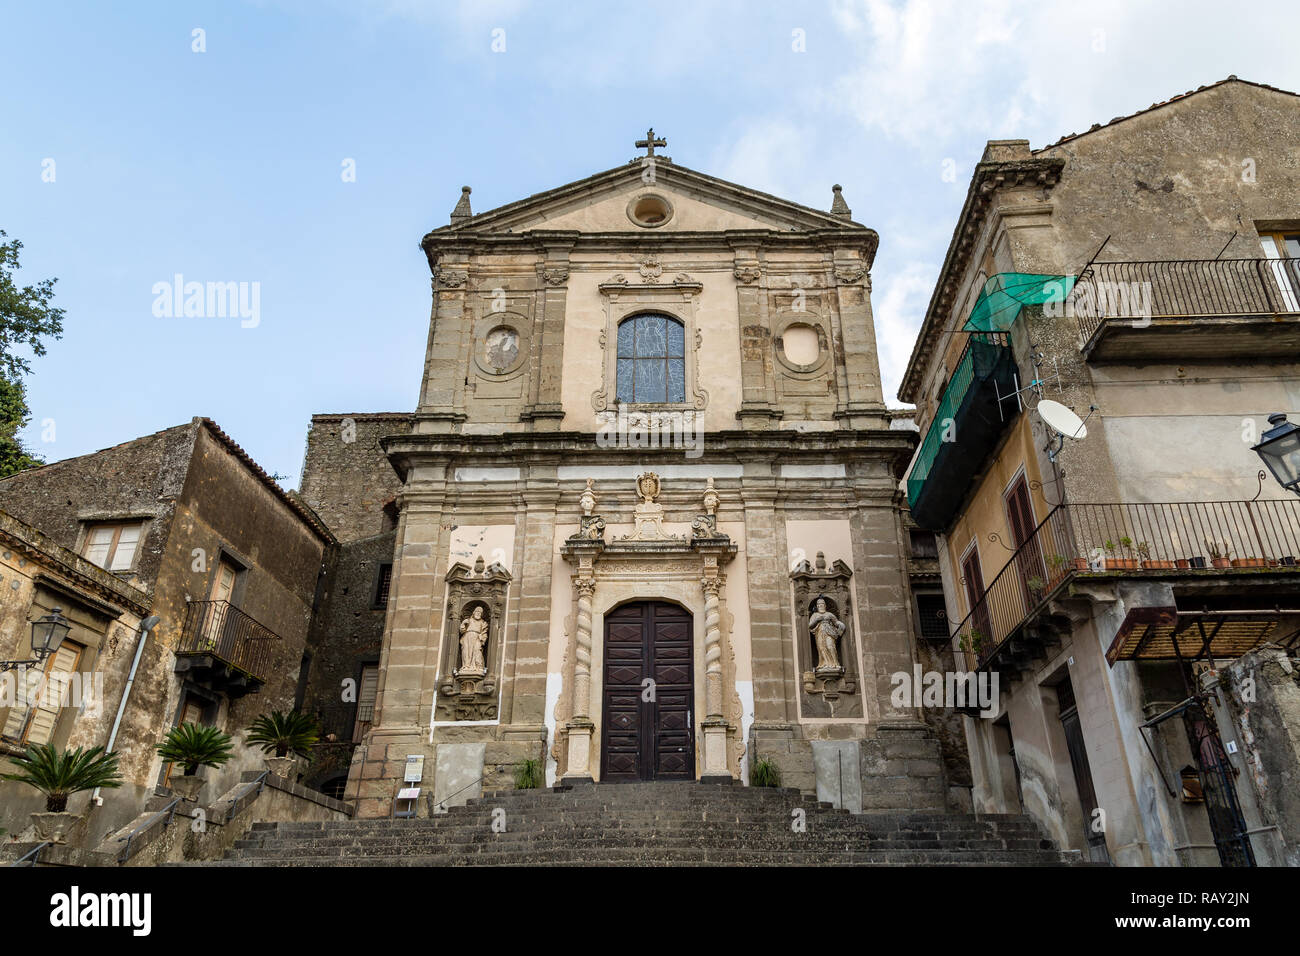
[424,161,866,239]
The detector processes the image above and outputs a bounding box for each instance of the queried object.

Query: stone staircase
[208,782,1085,866]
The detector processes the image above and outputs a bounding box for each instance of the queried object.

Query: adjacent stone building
[299,139,958,819]
[900,77,1300,865]
[0,417,332,845]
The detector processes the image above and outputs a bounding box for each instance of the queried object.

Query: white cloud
[872,260,937,403]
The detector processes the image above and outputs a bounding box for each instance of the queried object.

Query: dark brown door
[961,548,993,656]
[1056,678,1110,863]
[601,601,694,781]
[1005,474,1046,610]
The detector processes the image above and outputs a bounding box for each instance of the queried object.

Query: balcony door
[960,546,993,657]
[1005,474,1046,611]
[1260,233,1300,312]
[203,558,240,651]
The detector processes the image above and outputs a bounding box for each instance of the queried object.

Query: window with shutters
[2,640,84,746]
[353,664,378,743]
[82,522,145,572]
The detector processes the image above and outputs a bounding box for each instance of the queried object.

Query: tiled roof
[1036,75,1298,151]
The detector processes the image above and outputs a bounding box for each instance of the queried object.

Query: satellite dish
[1038,400,1088,440]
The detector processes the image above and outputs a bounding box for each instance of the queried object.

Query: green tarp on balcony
[963,272,1076,332]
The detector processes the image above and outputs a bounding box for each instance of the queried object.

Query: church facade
[306,137,956,818]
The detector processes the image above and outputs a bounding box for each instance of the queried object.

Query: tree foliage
[0,230,65,381]
[0,230,64,477]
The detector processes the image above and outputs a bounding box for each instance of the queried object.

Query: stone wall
[299,413,411,543]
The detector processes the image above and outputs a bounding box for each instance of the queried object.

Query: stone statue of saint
[809,598,845,672]
[458,606,489,676]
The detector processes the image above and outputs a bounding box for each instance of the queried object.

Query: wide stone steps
[214,782,1082,866]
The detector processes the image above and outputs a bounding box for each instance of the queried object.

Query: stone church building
[301,137,953,819]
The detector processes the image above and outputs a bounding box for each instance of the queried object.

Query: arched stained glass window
[615,313,686,404]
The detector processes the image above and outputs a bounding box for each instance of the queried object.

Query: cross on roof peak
[635,128,667,157]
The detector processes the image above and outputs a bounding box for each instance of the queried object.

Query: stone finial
[830,184,851,220]
[450,185,473,224]
[579,478,597,517]
[702,477,719,517]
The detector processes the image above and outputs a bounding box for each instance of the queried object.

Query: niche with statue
[791,551,861,717]
[436,555,512,721]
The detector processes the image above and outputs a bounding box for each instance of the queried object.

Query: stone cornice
[898,155,1065,404]
[383,428,918,482]
[0,510,151,618]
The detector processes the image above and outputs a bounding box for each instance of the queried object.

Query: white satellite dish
[1037,400,1088,440]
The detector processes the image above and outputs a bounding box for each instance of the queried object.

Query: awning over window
[1105,606,1297,665]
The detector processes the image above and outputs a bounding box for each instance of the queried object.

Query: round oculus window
[628,194,673,227]
[483,326,520,373]
[781,323,821,366]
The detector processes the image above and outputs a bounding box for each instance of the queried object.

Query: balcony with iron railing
[174,600,280,697]
[1068,257,1300,362]
[907,331,1017,530]
[951,498,1300,674]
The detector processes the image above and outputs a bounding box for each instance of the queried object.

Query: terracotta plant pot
[1211,558,1231,569]
[1143,560,1175,570]
[1069,558,1090,571]
[31,811,78,844]
[1230,557,1267,568]
[264,756,296,779]
[1106,558,1139,570]
[1174,559,1191,569]
[169,775,205,803]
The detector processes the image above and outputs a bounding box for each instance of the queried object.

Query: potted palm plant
[246,710,318,778]
[156,722,234,802]
[1,744,122,843]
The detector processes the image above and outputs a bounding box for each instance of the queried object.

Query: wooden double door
[601,601,695,781]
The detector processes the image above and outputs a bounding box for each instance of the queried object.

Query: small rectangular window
[82,522,145,572]
[373,563,393,608]
[353,665,379,743]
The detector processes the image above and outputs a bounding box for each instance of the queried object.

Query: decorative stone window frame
[625,192,675,229]
[772,310,832,377]
[591,275,708,413]
[471,309,530,380]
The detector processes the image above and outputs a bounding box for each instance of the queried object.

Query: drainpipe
[92,615,161,805]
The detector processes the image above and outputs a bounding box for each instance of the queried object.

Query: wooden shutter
[3,642,83,745]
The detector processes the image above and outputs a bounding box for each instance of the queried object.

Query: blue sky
[4,0,1299,487]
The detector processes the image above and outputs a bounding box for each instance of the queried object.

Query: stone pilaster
[741,475,795,723]
[732,247,783,428]
[522,239,574,429]
[418,255,472,430]
[831,246,888,429]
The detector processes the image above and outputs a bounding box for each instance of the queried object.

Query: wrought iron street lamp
[0,607,71,672]
[1253,413,1300,497]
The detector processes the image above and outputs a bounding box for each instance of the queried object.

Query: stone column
[564,574,596,782]
[700,572,731,780]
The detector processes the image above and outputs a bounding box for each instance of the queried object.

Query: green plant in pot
[514,757,544,790]
[1026,574,1046,598]
[156,722,233,800]
[246,710,318,778]
[2,744,122,843]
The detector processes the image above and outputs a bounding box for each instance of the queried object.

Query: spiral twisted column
[701,575,725,720]
[572,577,596,720]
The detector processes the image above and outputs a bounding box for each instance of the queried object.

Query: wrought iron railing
[177,600,279,683]
[952,499,1300,669]
[1069,257,1300,343]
